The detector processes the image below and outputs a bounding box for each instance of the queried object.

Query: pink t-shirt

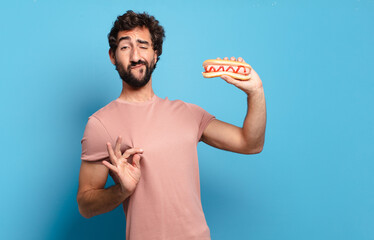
[81,94,215,240]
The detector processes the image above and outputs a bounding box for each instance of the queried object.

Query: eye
[121,46,129,50]
[140,46,148,49]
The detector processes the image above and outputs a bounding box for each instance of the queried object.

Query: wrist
[116,184,134,200]
[246,85,264,97]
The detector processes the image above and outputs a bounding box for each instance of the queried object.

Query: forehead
[117,27,152,43]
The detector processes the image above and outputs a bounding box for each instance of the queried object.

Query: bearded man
[77,10,266,240]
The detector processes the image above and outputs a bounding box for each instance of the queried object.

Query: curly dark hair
[108,10,165,63]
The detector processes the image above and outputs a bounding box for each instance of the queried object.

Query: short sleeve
[81,116,112,161]
[187,103,216,142]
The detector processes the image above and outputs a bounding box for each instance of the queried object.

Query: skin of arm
[76,160,132,219]
[201,57,266,154]
[77,138,143,219]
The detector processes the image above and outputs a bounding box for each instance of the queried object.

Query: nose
[130,47,140,63]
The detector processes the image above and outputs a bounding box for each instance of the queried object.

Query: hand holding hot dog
[203,56,263,95]
[103,136,144,195]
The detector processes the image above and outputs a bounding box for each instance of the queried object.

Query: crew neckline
[115,94,158,105]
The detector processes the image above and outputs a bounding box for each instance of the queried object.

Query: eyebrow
[118,36,150,45]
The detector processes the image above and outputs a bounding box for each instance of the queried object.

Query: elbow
[252,145,264,154]
[242,142,264,155]
[240,133,265,155]
[77,194,93,219]
[78,206,92,219]
[243,146,263,155]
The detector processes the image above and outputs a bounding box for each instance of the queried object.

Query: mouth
[131,64,145,70]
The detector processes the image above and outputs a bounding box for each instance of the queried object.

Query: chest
[105,106,199,153]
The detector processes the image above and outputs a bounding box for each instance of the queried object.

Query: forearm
[242,87,267,153]
[78,184,132,218]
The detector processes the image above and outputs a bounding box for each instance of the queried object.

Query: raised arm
[201,57,266,154]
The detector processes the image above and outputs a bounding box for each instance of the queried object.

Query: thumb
[132,154,142,168]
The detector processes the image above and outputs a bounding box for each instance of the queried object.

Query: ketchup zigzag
[202,59,252,81]
[204,65,248,74]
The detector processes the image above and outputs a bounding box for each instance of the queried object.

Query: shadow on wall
[45,93,127,240]
[46,178,126,240]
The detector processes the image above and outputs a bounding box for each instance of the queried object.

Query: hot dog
[202,59,252,80]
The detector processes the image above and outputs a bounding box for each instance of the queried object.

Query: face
[110,27,158,88]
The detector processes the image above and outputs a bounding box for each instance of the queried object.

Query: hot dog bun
[202,71,252,80]
[203,59,252,67]
[202,59,252,81]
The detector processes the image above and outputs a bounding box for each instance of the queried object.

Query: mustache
[130,60,147,67]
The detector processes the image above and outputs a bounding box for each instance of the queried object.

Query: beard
[115,58,156,89]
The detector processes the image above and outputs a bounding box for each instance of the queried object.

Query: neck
[118,77,155,102]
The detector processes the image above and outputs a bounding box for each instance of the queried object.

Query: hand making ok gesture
[102,136,144,195]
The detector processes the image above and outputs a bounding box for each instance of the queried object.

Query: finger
[223,57,229,60]
[114,136,122,158]
[221,74,232,82]
[237,57,244,62]
[132,154,142,168]
[106,142,117,165]
[221,75,239,86]
[122,148,144,159]
[230,56,236,61]
[216,57,221,60]
[102,160,118,173]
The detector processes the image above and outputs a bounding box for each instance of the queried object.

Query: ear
[109,49,116,65]
[153,51,158,64]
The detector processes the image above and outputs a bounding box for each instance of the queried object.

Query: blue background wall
[1,0,373,239]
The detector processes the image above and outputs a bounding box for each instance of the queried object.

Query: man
[77,10,266,240]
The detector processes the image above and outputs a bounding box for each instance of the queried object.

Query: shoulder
[161,96,202,110]
[160,97,211,121]
[90,100,119,121]
[82,102,116,145]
